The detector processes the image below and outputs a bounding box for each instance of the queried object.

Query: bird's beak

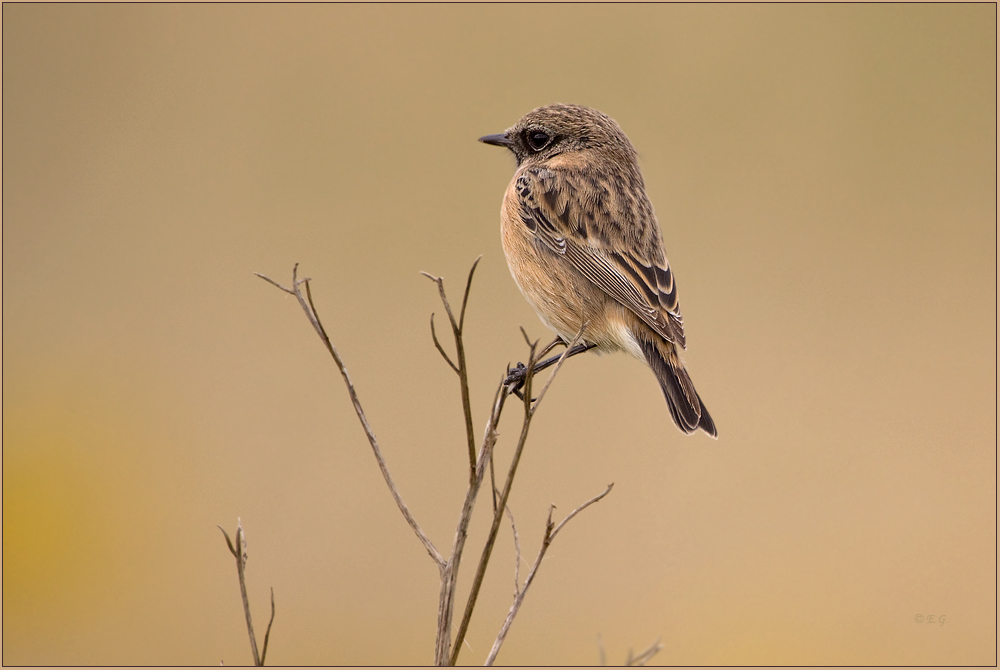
[478,133,512,148]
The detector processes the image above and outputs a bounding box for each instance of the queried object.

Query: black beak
[478,133,512,148]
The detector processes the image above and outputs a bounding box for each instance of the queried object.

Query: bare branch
[484,483,614,666]
[257,266,445,570]
[260,588,276,666]
[429,313,460,373]
[219,521,262,665]
[489,453,498,514]
[550,482,613,540]
[434,375,511,664]
[448,339,538,665]
[529,323,587,417]
[218,525,237,557]
[261,262,601,667]
[455,347,477,484]
[421,265,478,487]
[625,638,663,666]
[458,255,482,332]
[519,326,534,349]
[453,325,585,664]
[503,503,522,599]
[253,272,294,294]
[419,271,460,334]
[488,375,502,513]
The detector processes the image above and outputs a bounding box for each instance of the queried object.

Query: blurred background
[3,4,995,665]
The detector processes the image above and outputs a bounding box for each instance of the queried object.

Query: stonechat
[480,104,716,437]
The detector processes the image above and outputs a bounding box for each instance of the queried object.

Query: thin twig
[452,329,586,663]
[550,484,613,538]
[529,324,587,416]
[434,375,510,664]
[419,272,458,330]
[459,255,481,331]
[254,273,291,293]
[625,637,663,666]
[452,325,584,664]
[260,588,276,665]
[429,314,460,373]
[256,266,445,570]
[448,338,538,665]
[259,262,597,667]
[489,453,498,514]
[454,260,480,484]
[503,504,522,599]
[219,521,262,666]
[484,484,614,666]
[421,260,480,486]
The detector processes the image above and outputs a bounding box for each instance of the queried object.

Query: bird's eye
[525,130,551,152]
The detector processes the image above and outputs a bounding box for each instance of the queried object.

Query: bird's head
[479,103,639,170]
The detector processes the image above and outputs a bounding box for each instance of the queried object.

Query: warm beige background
[3,4,995,666]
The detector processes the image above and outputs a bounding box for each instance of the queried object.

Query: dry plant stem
[421,256,481,486]
[255,266,446,570]
[625,638,664,666]
[489,454,498,513]
[219,523,270,666]
[435,377,511,665]
[484,483,614,666]
[449,327,585,666]
[446,342,537,666]
[529,332,584,411]
[503,504,522,599]
[260,263,593,666]
[262,262,497,665]
[429,315,460,374]
[420,259,506,664]
[260,588,276,666]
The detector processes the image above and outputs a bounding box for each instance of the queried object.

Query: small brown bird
[480,103,716,437]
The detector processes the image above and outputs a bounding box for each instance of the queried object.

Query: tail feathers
[639,339,718,438]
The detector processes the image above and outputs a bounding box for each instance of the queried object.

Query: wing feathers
[517,168,685,346]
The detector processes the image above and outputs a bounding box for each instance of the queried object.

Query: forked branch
[259,261,606,666]
[219,520,275,666]
[484,483,614,665]
[449,324,588,665]
[625,638,664,666]
[421,255,481,486]
[255,266,445,570]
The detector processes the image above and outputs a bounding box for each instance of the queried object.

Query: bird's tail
[639,338,717,438]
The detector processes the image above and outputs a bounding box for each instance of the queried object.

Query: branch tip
[458,256,482,332]
[429,313,460,373]
[218,525,237,557]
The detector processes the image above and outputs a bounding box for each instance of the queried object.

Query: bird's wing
[515,168,686,347]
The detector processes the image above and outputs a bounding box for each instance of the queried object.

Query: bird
[479,103,717,437]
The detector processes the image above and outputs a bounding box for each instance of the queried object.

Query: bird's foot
[504,362,532,401]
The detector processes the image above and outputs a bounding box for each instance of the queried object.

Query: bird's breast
[498,176,638,357]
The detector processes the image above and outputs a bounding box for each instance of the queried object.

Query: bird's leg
[505,340,598,399]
